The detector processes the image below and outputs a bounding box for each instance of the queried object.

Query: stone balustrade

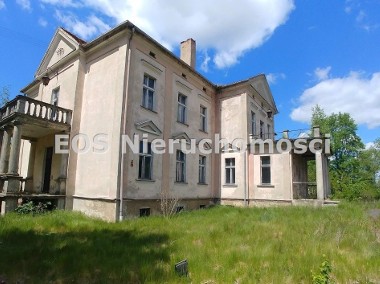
[0,95,72,125]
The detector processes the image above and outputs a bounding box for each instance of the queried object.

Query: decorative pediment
[249,75,278,114]
[35,28,83,77]
[172,132,191,144]
[135,120,162,136]
[197,140,212,150]
[221,143,240,152]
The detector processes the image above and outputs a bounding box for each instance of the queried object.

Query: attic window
[181,73,187,79]
[149,51,156,58]
[56,47,65,58]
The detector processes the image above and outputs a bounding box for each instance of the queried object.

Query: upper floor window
[261,156,271,184]
[177,93,187,124]
[199,155,206,184]
[200,106,207,132]
[138,141,153,180]
[176,150,186,182]
[267,124,271,139]
[142,74,155,111]
[225,158,235,184]
[51,87,59,106]
[260,120,264,139]
[51,87,59,119]
[251,111,256,136]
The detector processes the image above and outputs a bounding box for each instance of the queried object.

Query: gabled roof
[35,28,84,77]
[26,20,278,113]
[218,74,278,114]
[61,27,87,45]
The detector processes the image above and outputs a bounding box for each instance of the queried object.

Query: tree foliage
[1,85,10,106]
[310,105,380,200]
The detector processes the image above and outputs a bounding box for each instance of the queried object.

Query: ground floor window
[225,158,235,184]
[176,150,186,182]
[199,155,206,183]
[261,156,271,184]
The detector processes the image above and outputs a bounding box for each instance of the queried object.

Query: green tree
[1,85,10,106]
[310,106,379,200]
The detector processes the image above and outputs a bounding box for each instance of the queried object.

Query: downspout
[243,148,248,207]
[117,26,135,222]
[246,140,250,207]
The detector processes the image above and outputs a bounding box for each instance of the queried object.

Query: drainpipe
[243,148,247,207]
[117,25,135,222]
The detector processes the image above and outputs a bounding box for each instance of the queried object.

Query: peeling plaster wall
[122,34,216,208]
[252,153,292,200]
[72,198,117,222]
[74,36,127,200]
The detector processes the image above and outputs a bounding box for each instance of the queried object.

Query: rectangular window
[51,87,59,119]
[200,106,207,132]
[225,158,235,184]
[261,156,271,184]
[198,155,206,184]
[177,93,187,124]
[176,150,186,182]
[251,111,256,136]
[142,74,155,110]
[267,124,271,139]
[138,141,153,180]
[260,120,264,139]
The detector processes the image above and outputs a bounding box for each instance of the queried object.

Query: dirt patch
[368,209,380,219]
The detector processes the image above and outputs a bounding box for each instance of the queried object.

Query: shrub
[15,201,53,215]
[312,257,333,284]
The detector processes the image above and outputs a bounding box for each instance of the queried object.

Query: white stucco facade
[0,21,332,221]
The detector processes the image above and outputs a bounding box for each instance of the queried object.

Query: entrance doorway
[42,147,53,193]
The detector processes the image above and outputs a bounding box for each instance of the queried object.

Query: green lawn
[0,202,379,283]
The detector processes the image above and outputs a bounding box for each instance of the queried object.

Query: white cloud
[291,71,380,129]
[42,0,295,69]
[40,0,79,7]
[200,50,211,73]
[266,73,286,85]
[38,17,48,27]
[0,0,5,10]
[16,0,31,11]
[365,142,374,149]
[314,66,331,81]
[55,11,110,40]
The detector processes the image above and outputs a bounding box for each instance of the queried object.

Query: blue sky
[0,0,379,144]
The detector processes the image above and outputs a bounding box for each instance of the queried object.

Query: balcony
[0,95,72,138]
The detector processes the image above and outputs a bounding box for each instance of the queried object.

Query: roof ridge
[60,27,87,45]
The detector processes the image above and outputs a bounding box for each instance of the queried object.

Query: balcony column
[8,122,22,175]
[57,134,69,195]
[315,151,329,200]
[0,127,11,174]
[25,140,37,192]
[2,122,23,193]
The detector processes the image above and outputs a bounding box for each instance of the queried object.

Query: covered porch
[0,96,72,214]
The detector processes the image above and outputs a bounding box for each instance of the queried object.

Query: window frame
[251,111,256,136]
[200,105,207,132]
[51,87,60,120]
[198,155,206,184]
[260,120,264,139]
[225,158,236,184]
[138,141,153,180]
[177,93,187,124]
[261,156,271,185]
[142,74,156,111]
[176,150,186,182]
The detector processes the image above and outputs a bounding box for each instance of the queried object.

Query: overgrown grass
[0,202,379,283]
